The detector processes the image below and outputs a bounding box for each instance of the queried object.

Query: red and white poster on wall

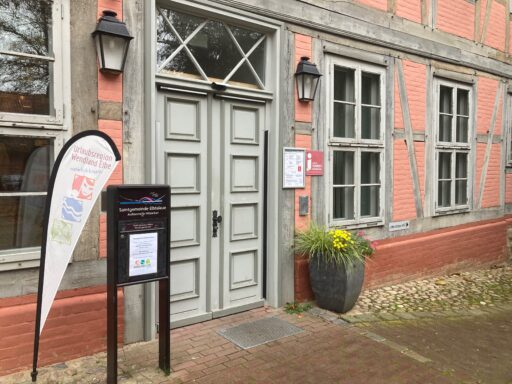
[306,150,324,176]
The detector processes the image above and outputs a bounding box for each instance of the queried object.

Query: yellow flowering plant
[294,223,375,268]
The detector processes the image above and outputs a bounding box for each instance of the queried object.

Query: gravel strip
[349,264,512,316]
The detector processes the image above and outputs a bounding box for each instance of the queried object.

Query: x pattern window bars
[156,6,267,89]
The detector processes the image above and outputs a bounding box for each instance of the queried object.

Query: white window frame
[0,0,70,270]
[0,129,67,270]
[506,92,512,167]
[433,78,473,214]
[325,56,386,227]
[0,1,69,128]
[155,1,274,95]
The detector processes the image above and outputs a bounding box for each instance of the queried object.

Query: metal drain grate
[218,317,303,349]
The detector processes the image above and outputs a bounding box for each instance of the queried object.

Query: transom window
[328,57,385,226]
[156,6,266,89]
[434,80,472,212]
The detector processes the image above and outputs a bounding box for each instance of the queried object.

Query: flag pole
[31,131,121,382]
[31,138,59,382]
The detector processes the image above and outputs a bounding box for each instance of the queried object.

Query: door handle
[212,210,223,237]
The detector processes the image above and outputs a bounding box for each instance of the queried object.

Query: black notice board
[106,184,171,383]
[107,185,170,286]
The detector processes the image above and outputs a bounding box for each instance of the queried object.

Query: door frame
[143,0,283,339]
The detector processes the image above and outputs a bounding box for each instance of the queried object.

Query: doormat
[217,317,303,349]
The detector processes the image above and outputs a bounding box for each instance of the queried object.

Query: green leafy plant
[294,223,375,268]
[284,301,312,314]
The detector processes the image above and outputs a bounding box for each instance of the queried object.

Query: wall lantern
[295,56,322,102]
[92,10,133,74]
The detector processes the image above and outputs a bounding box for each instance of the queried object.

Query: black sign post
[106,185,170,384]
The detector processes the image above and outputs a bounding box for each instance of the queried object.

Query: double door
[156,90,265,326]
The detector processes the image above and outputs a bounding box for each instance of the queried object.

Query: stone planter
[308,257,364,313]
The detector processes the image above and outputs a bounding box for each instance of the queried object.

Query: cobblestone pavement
[3,265,511,384]
[343,263,512,321]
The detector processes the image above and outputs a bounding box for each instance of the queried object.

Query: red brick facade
[393,139,416,221]
[292,0,512,302]
[396,0,422,24]
[356,0,388,11]
[436,0,475,40]
[365,217,511,288]
[0,286,123,375]
[484,1,507,51]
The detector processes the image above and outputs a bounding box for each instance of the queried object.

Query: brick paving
[362,306,512,384]
[5,305,511,384]
[3,266,512,383]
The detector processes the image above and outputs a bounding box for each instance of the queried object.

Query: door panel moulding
[477,82,505,208]
[210,0,512,79]
[396,59,424,218]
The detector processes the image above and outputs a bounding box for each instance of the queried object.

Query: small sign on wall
[283,147,305,188]
[389,220,410,232]
[306,150,324,176]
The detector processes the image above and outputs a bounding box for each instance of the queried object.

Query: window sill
[328,140,383,148]
[434,208,470,216]
[329,220,384,230]
[0,247,40,271]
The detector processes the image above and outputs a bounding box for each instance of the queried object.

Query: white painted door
[157,91,265,326]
